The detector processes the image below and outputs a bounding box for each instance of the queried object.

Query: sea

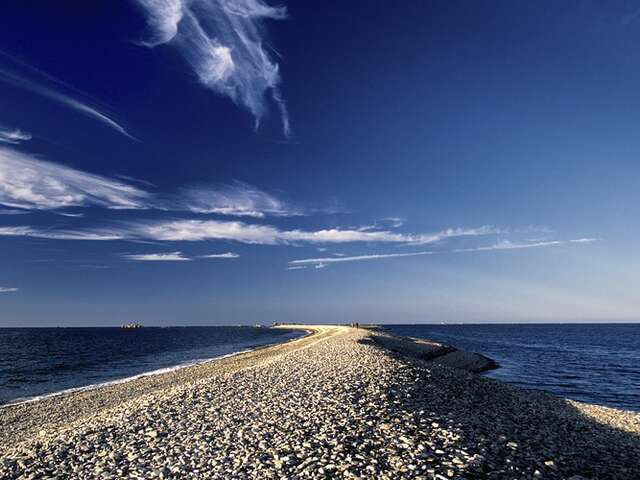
[384,323,640,412]
[0,326,304,406]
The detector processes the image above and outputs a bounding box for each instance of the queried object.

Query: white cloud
[0,149,299,218]
[55,212,85,218]
[38,230,125,241]
[131,219,499,246]
[179,182,299,217]
[123,250,238,261]
[456,239,566,252]
[289,237,598,269]
[0,226,124,241]
[281,228,409,244]
[0,217,502,250]
[123,251,191,261]
[403,226,503,246]
[569,238,599,243]
[287,265,307,270]
[136,0,290,135]
[0,56,135,140]
[0,127,31,144]
[282,226,501,245]
[0,147,150,210]
[137,219,282,243]
[199,252,240,258]
[137,0,184,45]
[0,226,36,237]
[0,286,18,293]
[289,251,434,267]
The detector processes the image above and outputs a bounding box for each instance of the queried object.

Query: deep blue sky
[1,1,639,326]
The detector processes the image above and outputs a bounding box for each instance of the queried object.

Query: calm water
[385,323,640,412]
[0,326,303,405]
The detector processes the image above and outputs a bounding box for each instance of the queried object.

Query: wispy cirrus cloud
[455,238,599,253]
[0,286,19,293]
[569,238,600,244]
[0,217,499,247]
[199,252,240,258]
[0,147,299,218]
[0,147,150,210]
[402,226,503,246]
[289,238,599,269]
[178,181,299,217]
[0,226,125,241]
[123,251,191,261]
[0,53,135,140]
[136,0,290,135]
[122,250,239,261]
[131,219,499,245]
[0,126,31,144]
[289,251,434,268]
[137,219,281,243]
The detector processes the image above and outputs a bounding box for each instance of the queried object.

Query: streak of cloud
[454,238,598,252]
[199,252,240,258]
[123,251,191,261]
[402,226,503,246]
[289,238,599,269]
[0,126,31,144]
[0,147,150,210]
[0,226,125,241]
[0,53,136,140]
[0,219,500,248]
[0,147,300,218]
[131,219,499,246]
[289,251,434,267]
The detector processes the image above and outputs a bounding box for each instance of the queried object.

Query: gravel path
[1,325,638,479]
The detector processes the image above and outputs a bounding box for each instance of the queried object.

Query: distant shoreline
[1,320,640,329]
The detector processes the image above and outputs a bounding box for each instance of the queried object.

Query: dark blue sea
[385,323,640,412]
[0,326,303,406]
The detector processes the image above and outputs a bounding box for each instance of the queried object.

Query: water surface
[384,323,640,411]
[0,326,303,405]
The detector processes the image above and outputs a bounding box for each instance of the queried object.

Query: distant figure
[355,322,359,329]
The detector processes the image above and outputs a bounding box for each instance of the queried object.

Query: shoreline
[1,325,638,479]
[0,327,309,409]
[1,348,256,410]
[0,325,328,450]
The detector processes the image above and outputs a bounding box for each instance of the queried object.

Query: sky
[1,0,640,326]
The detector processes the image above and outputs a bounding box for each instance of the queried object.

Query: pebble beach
[1,325,638,479]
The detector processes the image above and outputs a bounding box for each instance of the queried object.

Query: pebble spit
[0,326,638,479]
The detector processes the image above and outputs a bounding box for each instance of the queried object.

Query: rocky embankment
[368,330,499,373]
[0,325,638,479]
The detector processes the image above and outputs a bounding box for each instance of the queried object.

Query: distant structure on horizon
[121,323,144,329]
